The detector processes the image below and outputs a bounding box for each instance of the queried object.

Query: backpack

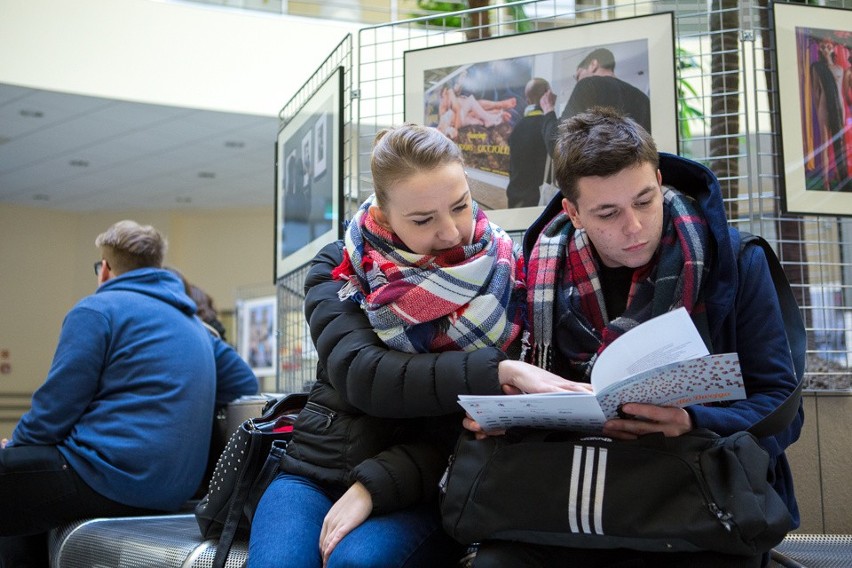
[736,231,806,438]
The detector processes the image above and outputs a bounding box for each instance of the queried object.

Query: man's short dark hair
[553,107,659,203]
[577,48,616,71]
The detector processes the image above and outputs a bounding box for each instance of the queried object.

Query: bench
[48,515,246,568]
[48,513,851,568]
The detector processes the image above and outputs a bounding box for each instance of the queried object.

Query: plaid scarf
[525,187,710,379]
[333,195,525,354]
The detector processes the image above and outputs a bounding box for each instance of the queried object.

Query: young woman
[248,124,534,568]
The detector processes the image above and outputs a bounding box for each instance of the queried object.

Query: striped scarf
[525,187,710,379]
[333,195,525,354]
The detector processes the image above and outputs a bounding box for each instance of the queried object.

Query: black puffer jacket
[279,242,508,514]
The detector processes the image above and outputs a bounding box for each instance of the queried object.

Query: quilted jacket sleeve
[304,242,507,418]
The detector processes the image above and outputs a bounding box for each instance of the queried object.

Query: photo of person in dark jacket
[248,124,579,568]
[463,108,803,568]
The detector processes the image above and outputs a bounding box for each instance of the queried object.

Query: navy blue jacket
[523,153,803,526]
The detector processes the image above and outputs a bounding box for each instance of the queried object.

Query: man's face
[562,163,664,269]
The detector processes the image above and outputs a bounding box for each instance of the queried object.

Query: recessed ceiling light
[198,171,216,179]
[19,109,44,118]
[224,140,245,148]
[69,159,90,167]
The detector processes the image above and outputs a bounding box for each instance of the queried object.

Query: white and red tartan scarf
[525,187,711,378]
[333,195,525,354]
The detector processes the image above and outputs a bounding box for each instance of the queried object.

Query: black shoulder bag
[441,233,805,556]
[195,392,308,568]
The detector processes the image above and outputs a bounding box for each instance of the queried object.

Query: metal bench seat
[48,514,246,568]
[770,533,852,568]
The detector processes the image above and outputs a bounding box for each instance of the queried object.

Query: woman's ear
[368,205,392,230]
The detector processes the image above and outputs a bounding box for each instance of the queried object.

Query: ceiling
[0,82,280,212]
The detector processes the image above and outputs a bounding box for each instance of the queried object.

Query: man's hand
[1,438,7,449]
[319,481,372,566]
[462,413,505,440]
[601,403,693,439]
[540,89,557,114]
[497,359,592,395]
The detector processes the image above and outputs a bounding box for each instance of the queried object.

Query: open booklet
[458,307,746,432]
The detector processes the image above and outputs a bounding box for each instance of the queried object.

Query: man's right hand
[540,89,557,114]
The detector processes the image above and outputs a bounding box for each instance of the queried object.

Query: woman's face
[370,162,474,256]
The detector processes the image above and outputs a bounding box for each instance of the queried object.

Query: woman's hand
[463,361,591,439]
[319,481,373,566]
[601,403,693,439]
[497,359,592,395]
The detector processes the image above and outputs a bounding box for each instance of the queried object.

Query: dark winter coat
[523,153,804,527]
[279,241,508,514]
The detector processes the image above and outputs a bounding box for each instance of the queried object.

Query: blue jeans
[248,473,460,568]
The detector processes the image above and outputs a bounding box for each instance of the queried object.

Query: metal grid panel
[274,35,354,393]
[276,0,852,390]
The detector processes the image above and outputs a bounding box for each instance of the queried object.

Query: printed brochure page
[458,308,746,431]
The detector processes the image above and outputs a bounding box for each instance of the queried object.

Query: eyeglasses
[94,260,103,275]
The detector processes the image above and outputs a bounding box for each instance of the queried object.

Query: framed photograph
[275,66,344,279]
[404,12,677,231]
[238,295,278,378]
[774,3,852,216]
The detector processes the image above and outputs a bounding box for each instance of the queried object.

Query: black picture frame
[274,66,344,279]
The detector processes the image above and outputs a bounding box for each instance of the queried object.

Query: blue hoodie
[12,268,258,511]
[523,153,803,527]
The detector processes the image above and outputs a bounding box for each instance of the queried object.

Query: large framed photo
[404,13,677,231]
[774,3,852,216]
[275,66,344,279]
[238,295,277,378]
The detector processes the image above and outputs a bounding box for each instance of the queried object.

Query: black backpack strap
[738,232,806,439]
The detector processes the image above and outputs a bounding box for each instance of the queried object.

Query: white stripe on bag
[568,444,606,535]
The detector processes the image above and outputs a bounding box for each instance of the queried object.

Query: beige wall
[0,204,271,439]
[786,391,852,534]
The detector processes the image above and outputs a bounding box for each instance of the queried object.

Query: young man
[468,108,802,567]
[0,220,258,567]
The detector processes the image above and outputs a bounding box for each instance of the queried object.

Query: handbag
[441,234,806,556]
[195,392,308,568]
[538,155,560,207]
[441,428,792,556]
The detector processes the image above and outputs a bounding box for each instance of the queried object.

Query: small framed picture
[238,295,277,378]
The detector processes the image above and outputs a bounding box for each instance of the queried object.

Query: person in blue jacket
[0,219,258,568]
[464,107,803,567]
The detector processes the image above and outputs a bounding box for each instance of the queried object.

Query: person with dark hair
[506,77,553,208]
[464,108,802,567]
[540,47,651,156]
[0,220,257,567]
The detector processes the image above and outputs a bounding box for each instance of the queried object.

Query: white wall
[0,0,358,116]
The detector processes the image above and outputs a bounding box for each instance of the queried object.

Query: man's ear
[98,259,112,285]
[368,205,392,230]
[562,198,583,229]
